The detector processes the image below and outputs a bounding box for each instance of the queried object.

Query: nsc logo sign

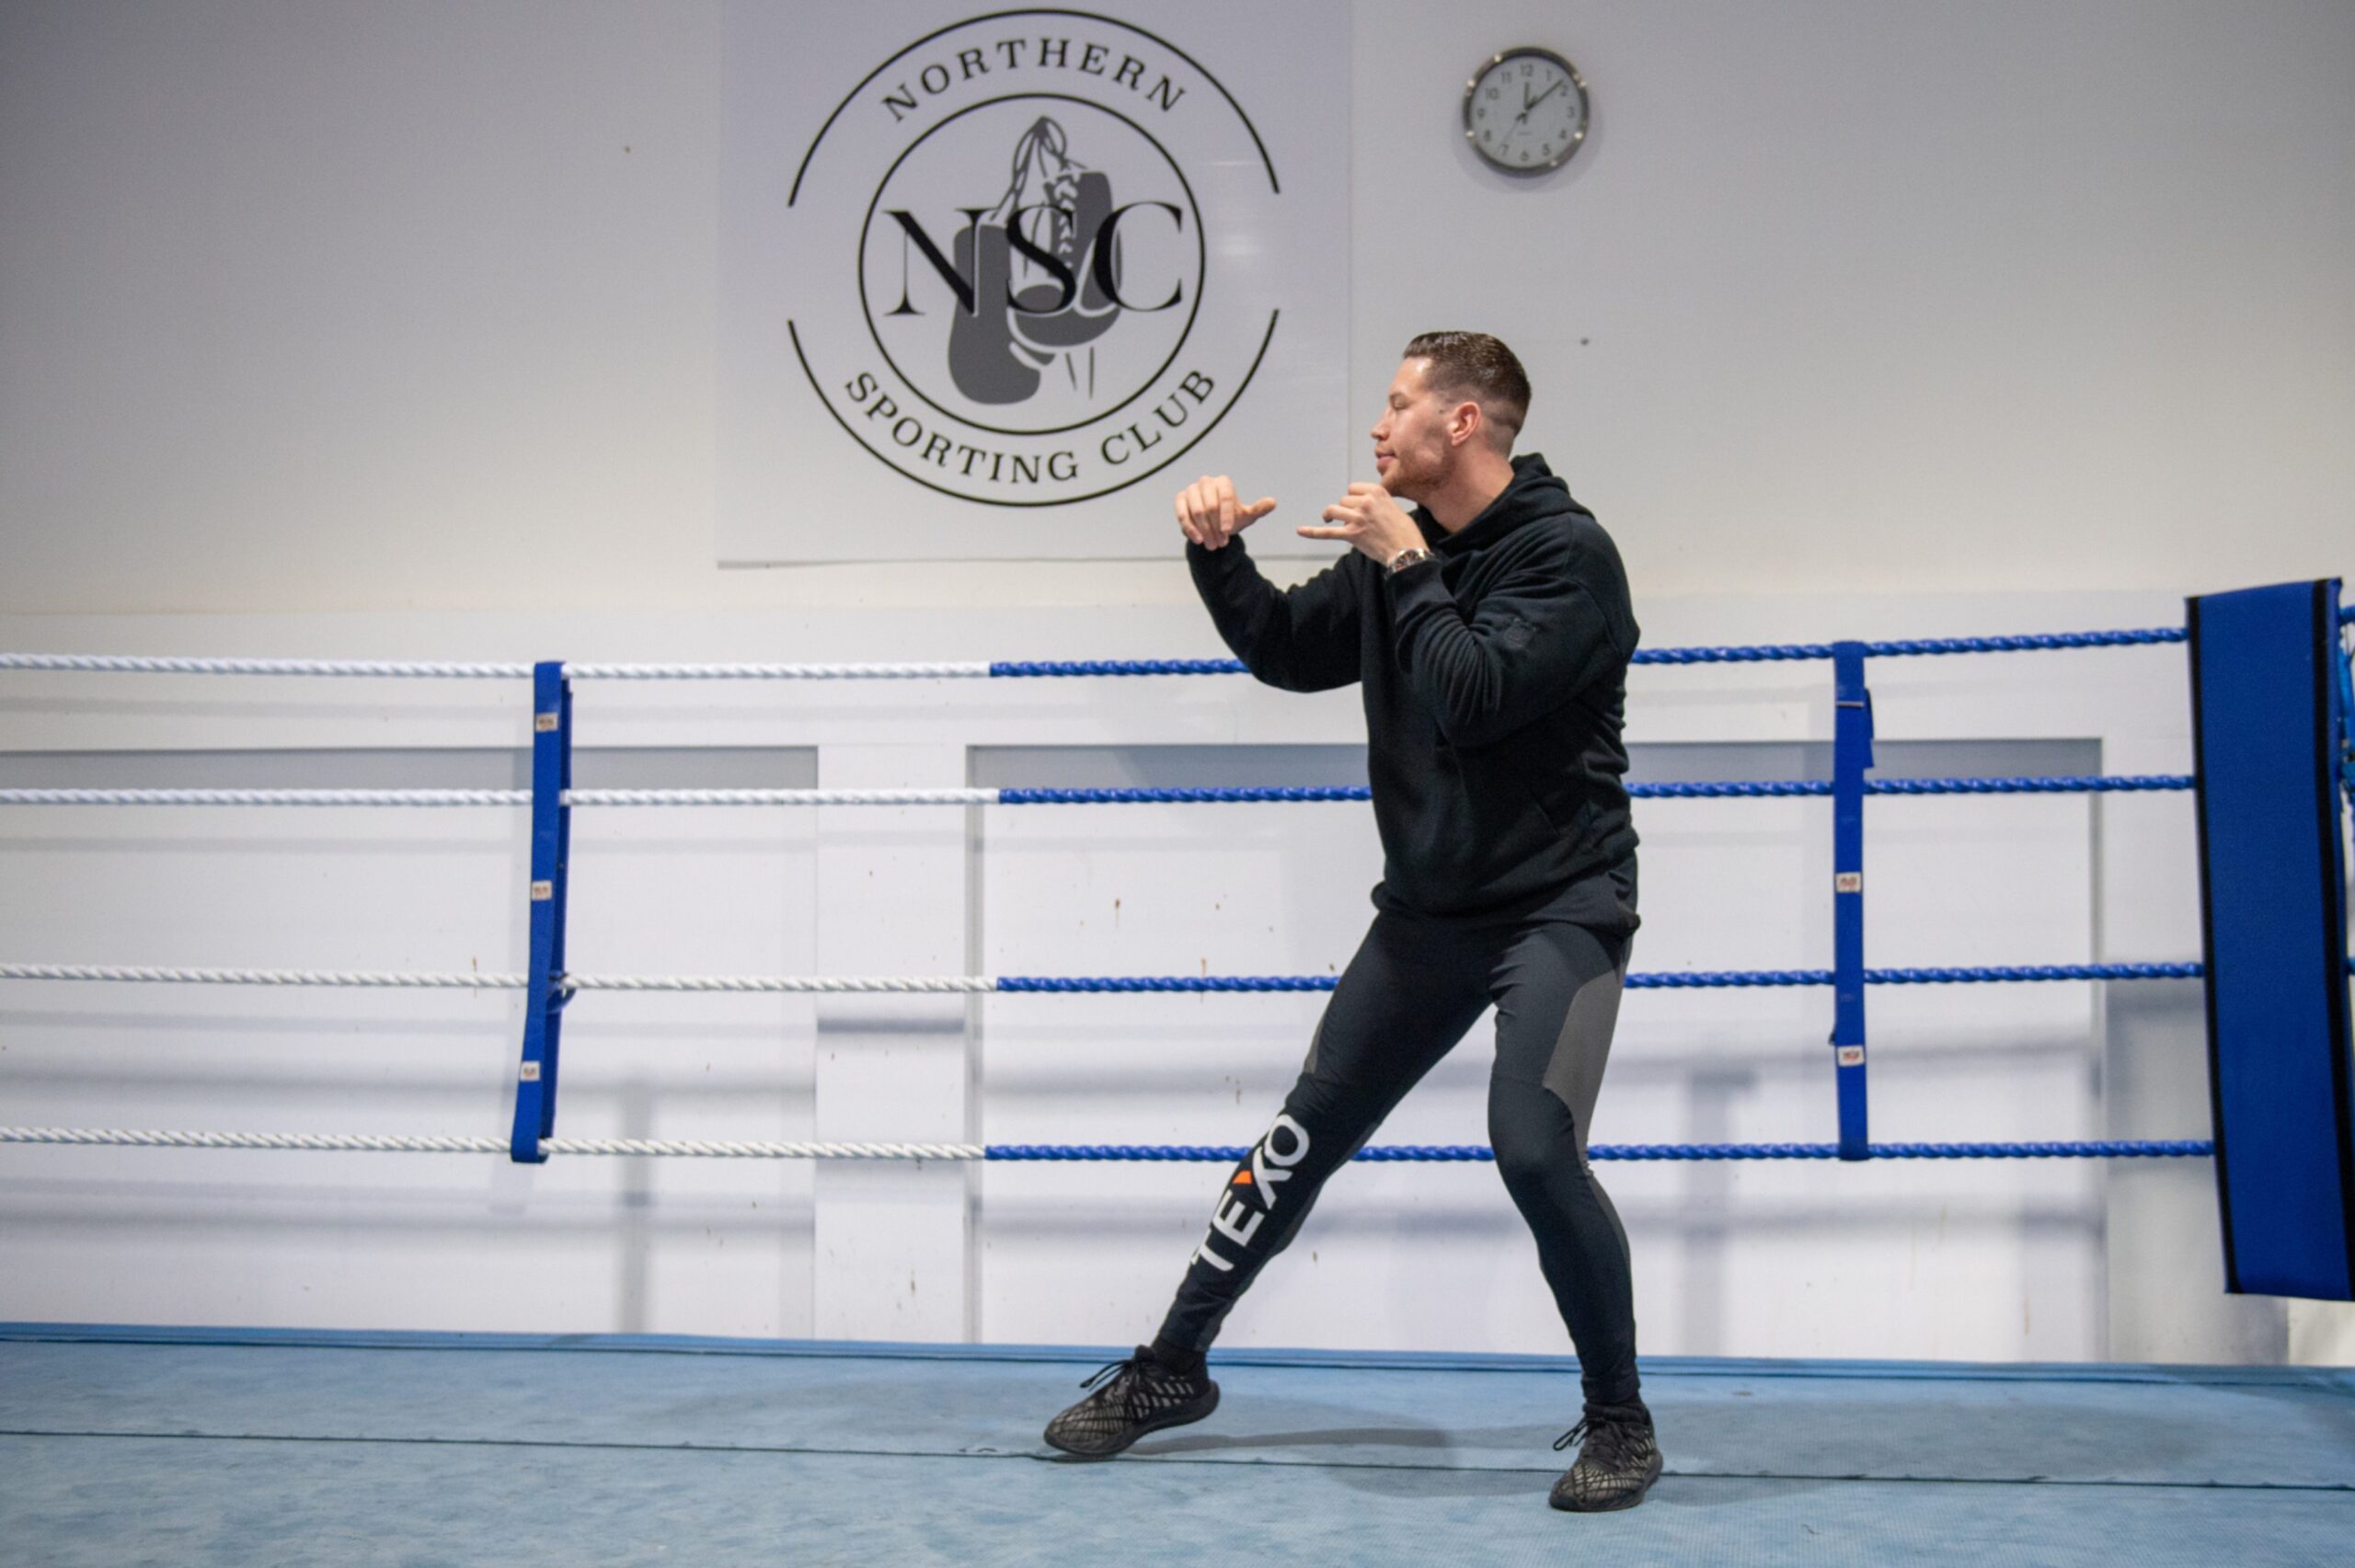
[785,11,1284,508]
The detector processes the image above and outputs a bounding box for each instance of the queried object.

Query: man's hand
[1299,483,1426,567]
[1176,475,1277,551]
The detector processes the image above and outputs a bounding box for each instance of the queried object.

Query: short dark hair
[1402,331,1530,448]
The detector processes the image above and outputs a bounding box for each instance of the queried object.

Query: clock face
[1463,48,1589,174]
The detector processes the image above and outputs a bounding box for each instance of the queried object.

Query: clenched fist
[1175,475,1278,552]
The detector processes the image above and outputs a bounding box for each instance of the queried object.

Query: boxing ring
[2,596,2351,1564]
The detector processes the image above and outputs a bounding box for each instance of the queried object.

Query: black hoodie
[1186,452,1639,926]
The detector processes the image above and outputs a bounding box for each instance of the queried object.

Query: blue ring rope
[994,963,2215,993]
[981,1139,2213,1162]
[986,625,2202,678]
[1861,773,2191,795]
[996,775,2191,805]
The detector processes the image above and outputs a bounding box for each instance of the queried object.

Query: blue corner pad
[2188,579,2355,1300]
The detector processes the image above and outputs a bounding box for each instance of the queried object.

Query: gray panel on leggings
[1542,967,1626,1159]
[1300,1013,1328,1078]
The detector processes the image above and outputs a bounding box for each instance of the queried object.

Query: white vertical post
[812,743,974,1341]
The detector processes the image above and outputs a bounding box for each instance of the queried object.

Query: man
[1041,332,1658,1513]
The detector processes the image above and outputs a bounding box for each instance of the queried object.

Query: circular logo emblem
[787,12,1281,507]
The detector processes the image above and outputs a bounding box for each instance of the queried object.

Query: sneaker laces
[1079,1353,1144,1393]
[1554,1408,1646,1463]
[1078,1346,1199,1400]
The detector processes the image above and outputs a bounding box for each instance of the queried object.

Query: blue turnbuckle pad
[2188,580,2355,1300]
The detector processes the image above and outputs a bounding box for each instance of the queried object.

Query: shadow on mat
[1330,1471,1837,1506]
[1125,1423,1453,1457]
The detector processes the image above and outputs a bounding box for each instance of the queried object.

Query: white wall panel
[0,743,821,1337]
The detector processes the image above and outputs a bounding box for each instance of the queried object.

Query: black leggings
[1155,910,1640,1408]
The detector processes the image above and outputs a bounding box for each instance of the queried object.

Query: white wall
[2,1,2351,1363]
[2,0,2349,613]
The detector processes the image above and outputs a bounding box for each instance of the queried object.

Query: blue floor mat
[2,1329,2349,1566]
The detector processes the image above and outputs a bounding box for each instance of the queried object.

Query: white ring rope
[0,654,533,679]
[0,788,1000,808]
[568,661,993,681]
[564,973,994,993]
[0,788,534,807]
[0,964,529,989]
[0,654,993,681]
[0,1127,981,1159]
[565,788,996,807]
[543,1137,979,1159]
[0,964,998,993]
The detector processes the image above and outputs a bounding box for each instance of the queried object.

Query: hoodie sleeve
[1187,536,1363,692]
[1386,526,1633,748]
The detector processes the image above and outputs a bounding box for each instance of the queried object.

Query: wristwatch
[1386,546,1437,575]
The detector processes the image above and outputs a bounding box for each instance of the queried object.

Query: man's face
[1369,358,1458,503]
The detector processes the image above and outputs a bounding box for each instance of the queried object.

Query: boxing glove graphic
[948,118,1122,405]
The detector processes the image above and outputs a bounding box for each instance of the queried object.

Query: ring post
[1832,642,1875,1160]
[509,660,574,1163]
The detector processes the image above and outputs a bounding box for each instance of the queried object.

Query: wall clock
[1463,47,1590,175]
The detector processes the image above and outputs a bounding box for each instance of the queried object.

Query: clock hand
[1528,80,1565,111]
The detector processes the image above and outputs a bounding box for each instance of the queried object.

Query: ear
[1448,400,1484,449]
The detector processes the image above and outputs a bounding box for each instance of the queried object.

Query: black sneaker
[1042,1346,1220,1458]
[1548,1403,1663,1512]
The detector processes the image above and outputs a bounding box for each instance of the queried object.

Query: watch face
[1463,48,1589,174]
